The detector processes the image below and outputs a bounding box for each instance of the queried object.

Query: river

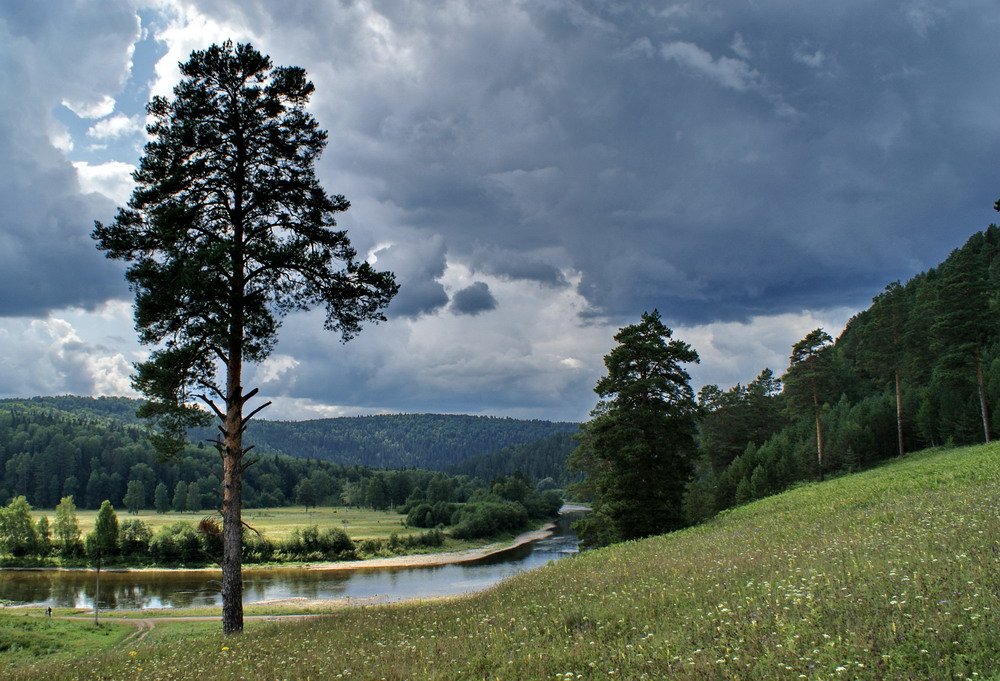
[0,511,583,611]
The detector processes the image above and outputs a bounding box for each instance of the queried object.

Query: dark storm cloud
[231,0,1000,326]
[7,0,1000,419]
[450,282,498,316]
[0,135,125,316]
[0,0,138,316]
[472,247,570,288]
[371,236,450,318]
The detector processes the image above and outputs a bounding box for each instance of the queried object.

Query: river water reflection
[0,512,583,611]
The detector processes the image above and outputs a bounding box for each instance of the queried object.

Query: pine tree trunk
[221,354,244,634]
[813,391,824,482]
[974,346,991,443]
[895,369,905,457]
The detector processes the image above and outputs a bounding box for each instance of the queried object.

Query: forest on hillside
[0,399,573,512]
[447,431,581,488]
[684,225,1000,522]
[190,413,579,469]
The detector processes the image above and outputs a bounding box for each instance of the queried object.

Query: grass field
[6,442,1000,680]
[33,506,418,541]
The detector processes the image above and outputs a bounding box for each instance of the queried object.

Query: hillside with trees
[0,397,576,512]
[683,223,1000,523]
[0,403,429,511]
[194,413,580,470]
[446,431,581,487]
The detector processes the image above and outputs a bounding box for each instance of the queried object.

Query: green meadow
[5,443,999,680]
[52,506,414,542]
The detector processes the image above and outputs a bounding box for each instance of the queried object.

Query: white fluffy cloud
[73,161,136,206]
[87,113,143,141]
[0,304,142,399]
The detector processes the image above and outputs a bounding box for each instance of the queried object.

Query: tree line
[0,404,568,515]
[0,471,562,566]
[572,220,1000,547]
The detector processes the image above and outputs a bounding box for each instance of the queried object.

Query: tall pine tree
[569,310,699,547]
[783,329,834,481]
[92,42,397,634]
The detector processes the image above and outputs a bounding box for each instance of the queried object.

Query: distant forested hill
[0,397,581,508]
[192,413,580,470]
[0,395,147,425]
[448,431,582,487]
[0,398,579,511]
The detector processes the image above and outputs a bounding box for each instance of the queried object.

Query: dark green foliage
[447,432,582,486]
[570,310,700,547]
[294,479,318,510]
[279,525,356,561]
[153,482,170,514]
[405,501,456,528]
[783,329,835,480]
[123,480,145,514]
[149,522,201,562]
[86,500,118,558]
[694,223,1000,523]
[450,502,529,540]
[697,368,785,471]
[119,519,153,556]
[192,413,580,470]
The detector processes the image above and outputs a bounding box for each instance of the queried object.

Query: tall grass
[8,443,1000,680]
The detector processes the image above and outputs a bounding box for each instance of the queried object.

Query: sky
[1,0,998,423]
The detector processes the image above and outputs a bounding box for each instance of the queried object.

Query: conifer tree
[92,42,397,634]
[783,329,834,481]
[931,240,993,443]
[569,310,699,546]
[154,482,171,514]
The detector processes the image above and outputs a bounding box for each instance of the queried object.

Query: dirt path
[116,618,155,647]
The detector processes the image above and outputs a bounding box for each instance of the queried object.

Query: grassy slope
[7,443,1000,680]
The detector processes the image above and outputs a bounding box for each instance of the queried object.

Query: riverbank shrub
[149,521,202,562]
[118,519,152,556]
[449,501,528,539]
[277,526,356,561]
[357,529,444,557]
[404,501,455,528]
